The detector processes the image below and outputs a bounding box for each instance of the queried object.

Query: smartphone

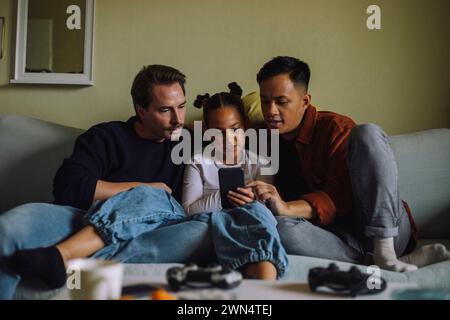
[218,167,245,209]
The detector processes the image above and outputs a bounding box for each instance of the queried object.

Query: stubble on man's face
[138,83,187,141]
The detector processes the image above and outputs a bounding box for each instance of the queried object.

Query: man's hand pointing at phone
[246,181,289,215]
[246,181,317,220]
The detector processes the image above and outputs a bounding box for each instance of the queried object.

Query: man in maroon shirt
[247,56,449,272]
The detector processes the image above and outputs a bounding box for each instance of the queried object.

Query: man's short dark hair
[257,56,311,91]
[131,65,186,111]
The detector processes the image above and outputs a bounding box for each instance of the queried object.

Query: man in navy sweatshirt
[0,65,215,299]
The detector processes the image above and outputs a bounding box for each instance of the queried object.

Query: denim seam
[87,210,176,225]
[87,215,185,245]
[366,205,400,225]
[223,250,287,279]
[365,225,399,238]
[371,206,400,224]
[85,221,114,245]
[106,213,182,228]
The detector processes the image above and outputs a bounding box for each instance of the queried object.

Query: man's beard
[167,125,184,140]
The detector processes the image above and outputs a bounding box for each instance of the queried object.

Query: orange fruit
[151,288,177,300]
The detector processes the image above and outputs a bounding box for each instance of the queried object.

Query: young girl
[181,83,282,279]
[183,83,273,215]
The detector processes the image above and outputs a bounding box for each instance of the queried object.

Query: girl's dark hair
[194,82,245,128]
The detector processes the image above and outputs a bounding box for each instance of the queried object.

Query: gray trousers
[277,124,412,264]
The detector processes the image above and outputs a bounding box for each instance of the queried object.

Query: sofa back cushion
[389,129,450,238]
[0,116,82,213]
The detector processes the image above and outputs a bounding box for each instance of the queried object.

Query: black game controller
[166,263,243,292]
[308,263,387,297]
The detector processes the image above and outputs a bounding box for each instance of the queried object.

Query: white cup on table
[66,258,124,300]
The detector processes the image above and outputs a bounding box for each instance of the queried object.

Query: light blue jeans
[277,124,413,264]
[0,186,287,299]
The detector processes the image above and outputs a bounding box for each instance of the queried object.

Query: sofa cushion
[389,129,450,238]
[242,92,266,128]
[0,116,82,213]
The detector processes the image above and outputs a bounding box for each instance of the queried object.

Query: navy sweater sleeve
[53,126,116,210]
[53,117,185,210]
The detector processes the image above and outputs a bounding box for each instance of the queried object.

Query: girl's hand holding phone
[227,187,256,207]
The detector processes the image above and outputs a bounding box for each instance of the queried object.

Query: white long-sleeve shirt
[182,150,274,216]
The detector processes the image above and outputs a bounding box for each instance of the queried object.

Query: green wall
[0,0,449,134]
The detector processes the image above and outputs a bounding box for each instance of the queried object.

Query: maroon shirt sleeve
[300,123,354,226]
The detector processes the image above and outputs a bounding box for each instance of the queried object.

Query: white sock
[373,237,418,272]
[399,244,450,268]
